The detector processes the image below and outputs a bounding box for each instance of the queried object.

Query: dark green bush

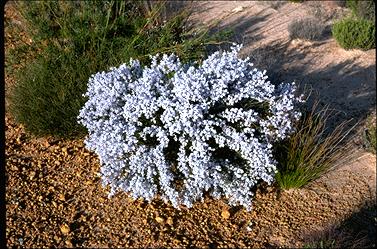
[7,1,229,138]
[332,17,375,50]
[288,18,326,41]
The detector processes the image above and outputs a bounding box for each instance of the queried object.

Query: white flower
[78,45,303,210]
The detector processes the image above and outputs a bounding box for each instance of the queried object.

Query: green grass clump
[303,239,336,249]
[332,17,375,50]
[274,102,355,189]
[7,1,229,138]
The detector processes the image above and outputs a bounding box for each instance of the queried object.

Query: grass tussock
[274,101,356,189]
[363,114,376,154]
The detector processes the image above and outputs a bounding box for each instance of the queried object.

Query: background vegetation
[332,17,375,50]
[7,0,229,138]
[333,0,375,50]
[346,0,375,22]
[288,17,326,41]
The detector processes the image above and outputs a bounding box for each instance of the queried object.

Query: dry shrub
[288,18,326,41]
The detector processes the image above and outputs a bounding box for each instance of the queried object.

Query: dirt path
[5,1,376,248]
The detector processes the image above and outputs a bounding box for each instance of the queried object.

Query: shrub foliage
[332,17,375,50]
[288,18,326,41]
[78,45,303,209]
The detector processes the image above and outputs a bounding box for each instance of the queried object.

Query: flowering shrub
[78,45,302,210]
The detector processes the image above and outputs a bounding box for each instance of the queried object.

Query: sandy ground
[189,1,376,127]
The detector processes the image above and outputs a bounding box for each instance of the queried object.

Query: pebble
[62,147,68,156]
[58,194,65,201]
[60,224,70,235]
[221,209,230,219]
[65,240,73,247]
[29,171,36,180]
[155,216,164,223]
[232,6,244,13]
[54,236,61,243]
[166,217,173,226]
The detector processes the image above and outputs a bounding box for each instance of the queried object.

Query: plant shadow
[184,1,375,136]
[248,39,375,136]
[301,201,376,248]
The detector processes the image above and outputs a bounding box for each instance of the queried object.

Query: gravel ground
[5,1,376,248]
[5,112,376,248]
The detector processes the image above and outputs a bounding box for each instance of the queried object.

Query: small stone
[155,216,164,223]
[16,137,22,144]
[166,217,173,226]
[37,161,42,168]
[29,171,36,180]
[60,224,70,235]
[232,6,244,13]
[65,240,72,247]
[58,194,65,201]
[54,235,61,243]
[45,140,50,147]
[221,209,230,219]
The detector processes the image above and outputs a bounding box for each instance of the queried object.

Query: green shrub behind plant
[332,17,375,50]
[9,46,89,137]
[8,1,229,138]
[346,0,375,21]
[274,102,355,189]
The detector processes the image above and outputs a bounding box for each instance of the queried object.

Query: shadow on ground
[247,40,376,131]
[194,5,274,54]
[302,201,376,248]
[187,1,375,134]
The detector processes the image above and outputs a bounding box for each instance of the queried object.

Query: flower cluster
[78,45,303,210]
